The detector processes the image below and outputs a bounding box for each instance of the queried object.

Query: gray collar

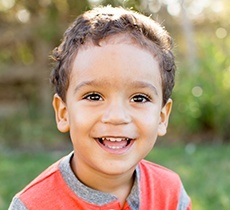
[59,152,140,209]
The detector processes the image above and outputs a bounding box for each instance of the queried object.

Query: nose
[101,100,131,125]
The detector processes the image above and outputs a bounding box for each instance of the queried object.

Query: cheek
[137,108,161,128]
[67,105,100,137]
[136,110,161,141]
[67,109,88,132]
[68,103,90,122]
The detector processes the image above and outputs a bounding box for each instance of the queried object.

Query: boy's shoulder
[14,154,73,208]
[138,159,191,209]
[18,157,63,195]
[139,159,182,189]
[140,159,180,177]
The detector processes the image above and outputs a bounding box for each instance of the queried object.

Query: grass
[1,144,230,210]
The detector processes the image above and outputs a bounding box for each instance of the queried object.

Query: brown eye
[83,93,103,101]
[131,94,150,103]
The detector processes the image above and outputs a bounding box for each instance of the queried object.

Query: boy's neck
[71,155,136,207]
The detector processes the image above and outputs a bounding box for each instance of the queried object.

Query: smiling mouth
[96,137,132,150]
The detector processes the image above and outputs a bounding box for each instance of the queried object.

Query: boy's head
[51,6,175,177]
[50,6,175,106]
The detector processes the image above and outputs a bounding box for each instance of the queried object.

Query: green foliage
[0,106,70,149]
[171,34,230,143]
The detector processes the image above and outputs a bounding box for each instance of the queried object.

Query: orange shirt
[9,153,191,210]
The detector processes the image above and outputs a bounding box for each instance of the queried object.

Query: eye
[131,94,151,103]
[83,92,103,101]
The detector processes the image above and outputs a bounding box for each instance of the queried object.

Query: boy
[9,6,191,210]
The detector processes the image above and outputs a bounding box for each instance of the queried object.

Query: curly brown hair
[50,6,176,106]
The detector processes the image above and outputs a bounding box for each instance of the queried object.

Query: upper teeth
[101,137,129,142]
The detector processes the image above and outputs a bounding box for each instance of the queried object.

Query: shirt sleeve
[8,197,28,210]
[177,184,192,210]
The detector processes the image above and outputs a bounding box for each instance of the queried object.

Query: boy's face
[53,37,172,176]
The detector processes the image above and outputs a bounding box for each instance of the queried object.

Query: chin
[98,162,137,176]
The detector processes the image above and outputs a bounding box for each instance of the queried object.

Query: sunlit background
[0,0,229,148]
[0,0,229,209]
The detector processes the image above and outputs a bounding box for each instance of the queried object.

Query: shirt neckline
[59,152,140,209]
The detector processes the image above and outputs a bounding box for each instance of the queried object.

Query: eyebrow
[130,81,159,96]
[74,80,159,95]
[74,80,108,93]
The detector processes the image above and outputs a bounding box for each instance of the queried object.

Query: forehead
[69,35,162,93]
[69,33,162,90]
[79,33,159,59]
[73,34,160,77]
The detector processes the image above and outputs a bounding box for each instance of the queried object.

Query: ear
[158,99,173,136]
[52,93,70,133]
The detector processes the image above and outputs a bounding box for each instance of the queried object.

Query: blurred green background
[0,0,229,209]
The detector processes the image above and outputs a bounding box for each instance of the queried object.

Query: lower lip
[95,139,135,155]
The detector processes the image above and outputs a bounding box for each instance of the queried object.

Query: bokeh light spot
[16,9,30,23]
[216,27,227,39]
[192,86,203,97]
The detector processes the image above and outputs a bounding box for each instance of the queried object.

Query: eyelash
[82,92,152,103]
[131,94,152,103]
[83,92,103,101]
